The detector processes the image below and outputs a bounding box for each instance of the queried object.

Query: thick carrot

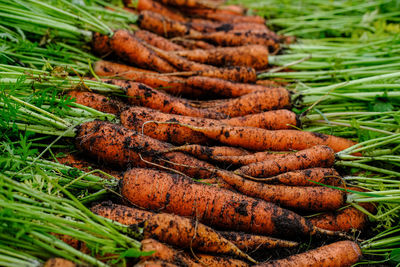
[175,124,357,152]
[76,121,215,178]
[140,239,201,267]
[105,79,226,119]
[261,168,342,187]
[255,240,362,267]
[212,151,296,166]
[94,61,201,96]
[66,91,127,115]
[309,206,367,232]
[219,5,246,15]
[215,169,346,211]
[219,231,298,252]
[134,30,185,51]
[44,258,76,267]
[172,38,215,50]
[188,19,268,33]
[91,202,253,260]
[174,45,269,70]
[187,30,280,52]
[222,110,298,129]
[110,30,177,72]
[134,0,186,22]
[193,254,249,267]
[91,32,112,57]
[164,144,250,160]
[120,168,344,237]
[235,145,336,178]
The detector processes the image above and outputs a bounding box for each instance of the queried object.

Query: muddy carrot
[219,231,298,252]
[172,39,215,50]
[44,258,76,267]
[188,19,268,33]
[134,0,186,22]
[134,30,185,51]
[91,202,253,260]
[66,91,127,115]
[110,29,177,72]
[164,144,250,160]
[159,0,218,8]
[235,145,336,178]
[255,240,362,267]
[183,8,265,24]
[91,32,112,57]
[120,168,346,237]
[76,121,215,178]
[174,45,269,70]
[135,260,178,267]
[193,254,249,267]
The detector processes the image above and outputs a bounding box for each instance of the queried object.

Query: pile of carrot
[52,0,367,266]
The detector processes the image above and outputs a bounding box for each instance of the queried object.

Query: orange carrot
[44,258,76,267]
[134,0,186,22]
[193,254,249,267]
[235,145,336,177]
[219,5,246,15]
[76,121,215,178]
[183,8,265,24]
[91,202,253,260]
[135,260,178,267]
[91,32,112,57]
[172,38,215,50]
[309,206,367,232]
[106,79,227,119]
[134,30,185,51]
[158,0,218,8]
[219,231,298,252]
[222,110,298,129]
[164,144,250,160]
[212,151,296,166]
[120,168,344,237]
[110,30,177,72]
[174,45,269,70]
[66,90,127,115]
[215,169,346,211]
[188,19,268,33]
[254,240,362,267]
[174,124,357,152]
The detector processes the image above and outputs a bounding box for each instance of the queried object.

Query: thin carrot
[215,169,346,211]
[91,202,253,260]
[222,110,298,129]
[134,30,185,51]
[66,90,127,115]
[173,123,357,152]
[158,0,218,8]
[172,38,215,50]
[44,258,76,267]
[163,144,250,160]
[188,19,268,33]
[105,79,226,119]
[218,5,246,15]
[76,121,215,178]
[134,0,186,22]
[235,145,336,177]
[254,240,362,267]
[183,8,265,24]
[110,30,177,72]
[135,260,178,267]
[193,254,249,267]
[120,168,346,237]
[219,231,298,252]
[174,45,269,70]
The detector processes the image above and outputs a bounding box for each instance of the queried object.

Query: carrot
[174,124,357,152]
[94,61,201,96]
[235,145,336,178]
[158,0,218,8]
[76,121,215,178]
[256,79,287,87]
[219,5,246,15]
[212,151,296,166]
[309,206,367,232]
[188,19,268,33]
[135,260,178,267]
[219,231,298,252]
[164,144,250,160]
[138,11,198,38]
[201,87,292,117]
[255,240,362,267]
[187,30,280,52]
[140,239,201,267]
[134,30,185,51]
[193,254,249,267]
[215,169,346,211]
[91,202,253,260]
[120,168,345,237]
[222,110,298,129]
[110,30,177,72]
[260,168,342,187]
[173,45,269,70]
[172,38,215,50]
[134,0,186,22]
[44,258,76,267]
[66,91,127,115]
[91,32,112,57]
[183,8,265,24]
[106,79,226,119]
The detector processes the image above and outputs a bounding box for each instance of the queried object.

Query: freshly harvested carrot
[134,0,186,22]
[94,61,200,96]
[187,30,280,52]
[219,231,298,252]
[91,32,112,57]
[174,124,357,152]
[134,30,185,51]
[135,260,178,267]
[140,239,200,267]
[164,144,250,160]
[44,258,76,267]
[183,8,265,24]
[138,11,197,38]
[172,39,215,50]
[235,145,336,177]
[91,202,253,260]
[76,121,215,178]
[174,45,269,70]
[215,169,346,211]
[193,254,249,267]
[188,19,268,33]
[309,206,367,232]
[158,0,218,8]
[219,5,246,15]
[256,79,287,87]
[66,91,127,115]
[106,79,226,119]
[212,151,295,166]
[255,240,362,267]
[110,30,176,72]
[261,168,342,187]
[120,168,345,237]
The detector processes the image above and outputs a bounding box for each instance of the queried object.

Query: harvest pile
[0,0,399,266]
